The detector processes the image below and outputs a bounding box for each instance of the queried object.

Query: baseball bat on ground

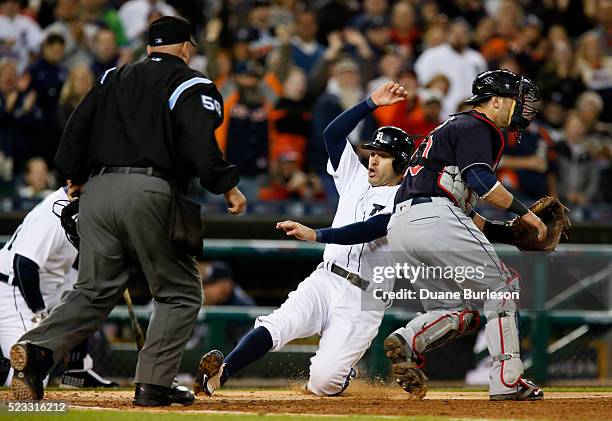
[123,289,145,351]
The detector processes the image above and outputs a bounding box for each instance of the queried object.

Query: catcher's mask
[465,69,541,140]
[361,126,415,173]
[508,76,541,140]
[53,199,79,249]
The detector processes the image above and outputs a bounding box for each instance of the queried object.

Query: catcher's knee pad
[485,310,523,388]
[411,309,480,366]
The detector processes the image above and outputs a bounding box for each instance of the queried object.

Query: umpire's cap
[464,69,521,105]
[148,16,197,47]
[362,126,414,172]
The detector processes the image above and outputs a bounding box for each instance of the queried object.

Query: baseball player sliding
[280,70,546,401]
[0,187,116,388]
[194,82,413,396]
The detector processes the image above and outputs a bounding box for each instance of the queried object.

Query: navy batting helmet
[361,126,414,173]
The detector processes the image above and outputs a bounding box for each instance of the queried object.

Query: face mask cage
[509,77,541,140]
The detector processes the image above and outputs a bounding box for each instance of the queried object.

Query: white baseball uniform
[255,140,398,395]
[0,188,78,385]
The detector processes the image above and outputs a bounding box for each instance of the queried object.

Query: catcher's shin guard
[485,310,523,389]
[384,310,479,399]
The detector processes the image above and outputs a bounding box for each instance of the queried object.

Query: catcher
[281,70,570,401]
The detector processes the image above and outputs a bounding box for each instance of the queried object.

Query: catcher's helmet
[53,199,79,249]
[361,126,414,173]
[464,69,522,105]
[465,69,541,139]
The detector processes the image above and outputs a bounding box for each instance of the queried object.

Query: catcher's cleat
[60,369,119,389]
[133,383,195,406]
[194,350,225,396]
[10,342,53,400]
[391,362,428,399]
[490,378,543,401]
[384,333,410,364]
[384,333,428,399]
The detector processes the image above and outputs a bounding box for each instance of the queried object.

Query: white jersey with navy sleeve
[324,141,398,274]
[0,188,77,302]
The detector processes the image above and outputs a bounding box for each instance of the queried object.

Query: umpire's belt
[91,167,173,183]
[330,263,370,291]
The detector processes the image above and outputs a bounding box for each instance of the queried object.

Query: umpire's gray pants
[20,173,202,387]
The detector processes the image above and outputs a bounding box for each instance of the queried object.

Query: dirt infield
[2,383,612,420]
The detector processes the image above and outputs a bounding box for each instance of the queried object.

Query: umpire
[10,16,245,406]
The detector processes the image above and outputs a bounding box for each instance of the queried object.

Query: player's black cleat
[194,350,225,396]
[60,369,119,389]
[133,383,195,406]
[490,378,544,401]
[10,342,53,400]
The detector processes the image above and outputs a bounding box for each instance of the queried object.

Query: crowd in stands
[0,0,611,217]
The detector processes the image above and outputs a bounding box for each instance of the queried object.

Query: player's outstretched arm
[277,213,391,245]
[324,81,407,170]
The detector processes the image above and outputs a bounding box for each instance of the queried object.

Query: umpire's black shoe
[10,342,54,400]
[133,383,195,406]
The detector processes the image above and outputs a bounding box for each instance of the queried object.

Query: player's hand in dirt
[276,221,316,242]
[371,81,408,107]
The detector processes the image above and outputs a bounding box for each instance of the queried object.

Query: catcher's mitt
[510,196,571,252]
[53,199,80,249]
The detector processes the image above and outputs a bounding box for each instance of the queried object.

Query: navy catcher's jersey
[394,111,505,205]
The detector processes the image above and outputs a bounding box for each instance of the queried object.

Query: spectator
[362,16,392,61]
[220,60,277,200]
[350,0,388,31]
[57,65,94,129]
[555,111,600,205]
[389,1,420,58]
[290,8,325,76]
[496,122,558,202]
[259,150,323,201]
[16,157,53,202]
[310,57,376,200]
[118,0,175,48]
[575,91,612,202]
[90,28,119,79]
[585,0,612,56]
[575,31,612,122]
[243,0,277,61]
[0,59,39,176]
[314,0,357,45]
[425,73,450,98]
[0,0,44,73]
[81,0,128,48]
[538,40,585,134]
[268,66,312,168]
[24,34,68,168]
[43,0,91,68]
[414,18,486,119]
[198,261,255,306]
[367,50,403,93]
[372,67,441,140]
